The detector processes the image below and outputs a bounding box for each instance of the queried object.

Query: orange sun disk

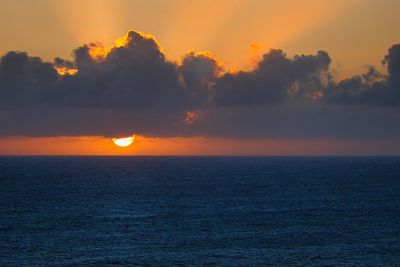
[112,135,135,147]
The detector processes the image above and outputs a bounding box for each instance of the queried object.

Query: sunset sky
[0,0,400,155]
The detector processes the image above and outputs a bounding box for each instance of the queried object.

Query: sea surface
[0,156,399,266]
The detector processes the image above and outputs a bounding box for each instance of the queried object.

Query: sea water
[0,157,399,266]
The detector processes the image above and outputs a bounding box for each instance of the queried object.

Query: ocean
[0,156,399,266]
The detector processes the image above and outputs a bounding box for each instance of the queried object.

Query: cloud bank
[0,31,399,139]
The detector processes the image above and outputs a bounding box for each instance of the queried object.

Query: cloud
[62,31,185,110]
[0,51,58,109]
[180,51,221,107]
[323,44,400,106]
[0,30,399,139]
[213,49,331,106]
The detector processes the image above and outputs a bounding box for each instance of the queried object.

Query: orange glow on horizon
[1,136,399,156]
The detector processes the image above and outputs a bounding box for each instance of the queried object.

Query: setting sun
[112,135,135,147]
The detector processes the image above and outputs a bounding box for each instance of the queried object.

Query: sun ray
[50,0,123,47]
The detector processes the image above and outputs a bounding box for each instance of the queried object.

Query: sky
[0,0,399,155]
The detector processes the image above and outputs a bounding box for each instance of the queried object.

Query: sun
[112,135,135,147]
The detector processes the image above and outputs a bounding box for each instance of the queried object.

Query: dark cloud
[213,50,331,106]
[180,51,221,107]
[62,31,186,110]
[323,44,400,106]
[0,30,399,139]
[385,44,400,87]
[0,51,58,108]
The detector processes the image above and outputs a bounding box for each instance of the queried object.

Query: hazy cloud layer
[0,31,399,139]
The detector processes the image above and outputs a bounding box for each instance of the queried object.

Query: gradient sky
[2,0,400,75]
[0,0,399,155]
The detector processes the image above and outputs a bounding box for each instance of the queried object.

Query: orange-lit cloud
[85,31,161,61]
[184,111,200,125]
[87,43,112,60]
[54,66,78,76]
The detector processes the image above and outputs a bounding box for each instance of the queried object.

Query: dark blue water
[0,157,399,266]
